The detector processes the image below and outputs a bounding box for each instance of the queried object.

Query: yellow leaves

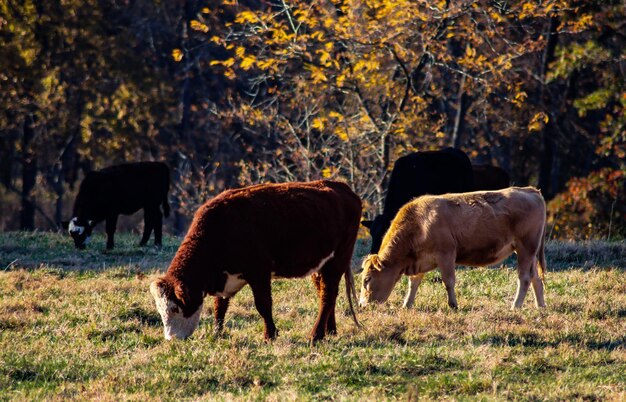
[334,126,349,142]
[572,14,594,32]
[512,91,528,108]
[210,58,235,67]
[270,28,294,44]
[312,112,346,140]
[171,48,183,62]
[465,46,476,58]
[201,7,210,14]
[310,31,325,41]
[490,11,503,23]
[190,20,209,33]
[321,167,333,178]
[240,55,256,70]
[353,58,380,75]
[236,47,246,58]
[528,112,549,132]
[519,3,537,19]
[224,69,235,79]
[312,117,325,130]
[305,64,328,83]
[316,49,338,68]
[257,58,279,72]
[235,11,259,24]
[336,74,346,87]
[329,111,344,122]
[293,9,318,28]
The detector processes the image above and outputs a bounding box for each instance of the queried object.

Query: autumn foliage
[1,0,624,238]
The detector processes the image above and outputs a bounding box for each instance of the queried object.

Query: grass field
[1,232,625,401]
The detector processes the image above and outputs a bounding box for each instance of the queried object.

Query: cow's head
[150,277,203,340]
[361,215,390,254]
[359,254,402,307]
[67,217,95,250]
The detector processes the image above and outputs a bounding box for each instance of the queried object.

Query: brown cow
[150,180,362,342]
[359,187,546,310]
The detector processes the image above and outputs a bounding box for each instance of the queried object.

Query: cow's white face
[150,281,202,340]
[68,218,84,235]
[68,217,95,249]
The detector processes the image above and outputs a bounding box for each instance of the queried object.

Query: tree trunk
[451,74,468,149]
[20,116,37,230]
[538,16,560,199]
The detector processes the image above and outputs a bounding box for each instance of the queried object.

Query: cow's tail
[537,223,547,282]
[345,265,361,328]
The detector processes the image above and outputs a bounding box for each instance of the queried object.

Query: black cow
[64,162,170,250]
[362,148,474,253]
[472,164,510,190]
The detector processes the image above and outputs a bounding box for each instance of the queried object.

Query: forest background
[1,0,624,240]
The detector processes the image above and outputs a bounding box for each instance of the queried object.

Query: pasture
[1,232,625,400]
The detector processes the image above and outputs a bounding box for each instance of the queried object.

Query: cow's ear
[61,221,69,230]
[361,220,373,229]
[174,281,203,313]
[362,254,383,271]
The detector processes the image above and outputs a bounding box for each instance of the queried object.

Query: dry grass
[0,232,625,400]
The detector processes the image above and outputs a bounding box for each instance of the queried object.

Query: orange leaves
[171,48,183,62]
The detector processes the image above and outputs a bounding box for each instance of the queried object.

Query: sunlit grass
[0,232,624,400]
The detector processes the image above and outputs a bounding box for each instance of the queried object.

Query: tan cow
[359,187,546,310]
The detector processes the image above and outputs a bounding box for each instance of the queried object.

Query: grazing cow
[65,162,170,250]
[359,187,547,310]
[150,180,362,342]
[362,148,474,254]
[472,164,510,190]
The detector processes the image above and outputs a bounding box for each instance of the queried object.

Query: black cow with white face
[65,162,170,250]
[362,148,474,254]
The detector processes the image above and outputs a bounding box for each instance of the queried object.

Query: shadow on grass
[474,332,626,351]
[117,306,162,327]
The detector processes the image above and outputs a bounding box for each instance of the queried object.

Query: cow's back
[382,149,473,218]
[472,165,510,191]
[83,162,169,215]
[176,180,361,280]
[405,187,545,265]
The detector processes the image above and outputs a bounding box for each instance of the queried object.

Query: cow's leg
[139,207,154,246]
[153,208,163,247]
[530,257,546,308]
[513,250,534,309]
[311,273,336,335]
[213,296,230,335]
[310,271,341,341]
[403,273,425,309]
[248,276,276,341]
[438,256,458,309]
[105,215,118,250]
